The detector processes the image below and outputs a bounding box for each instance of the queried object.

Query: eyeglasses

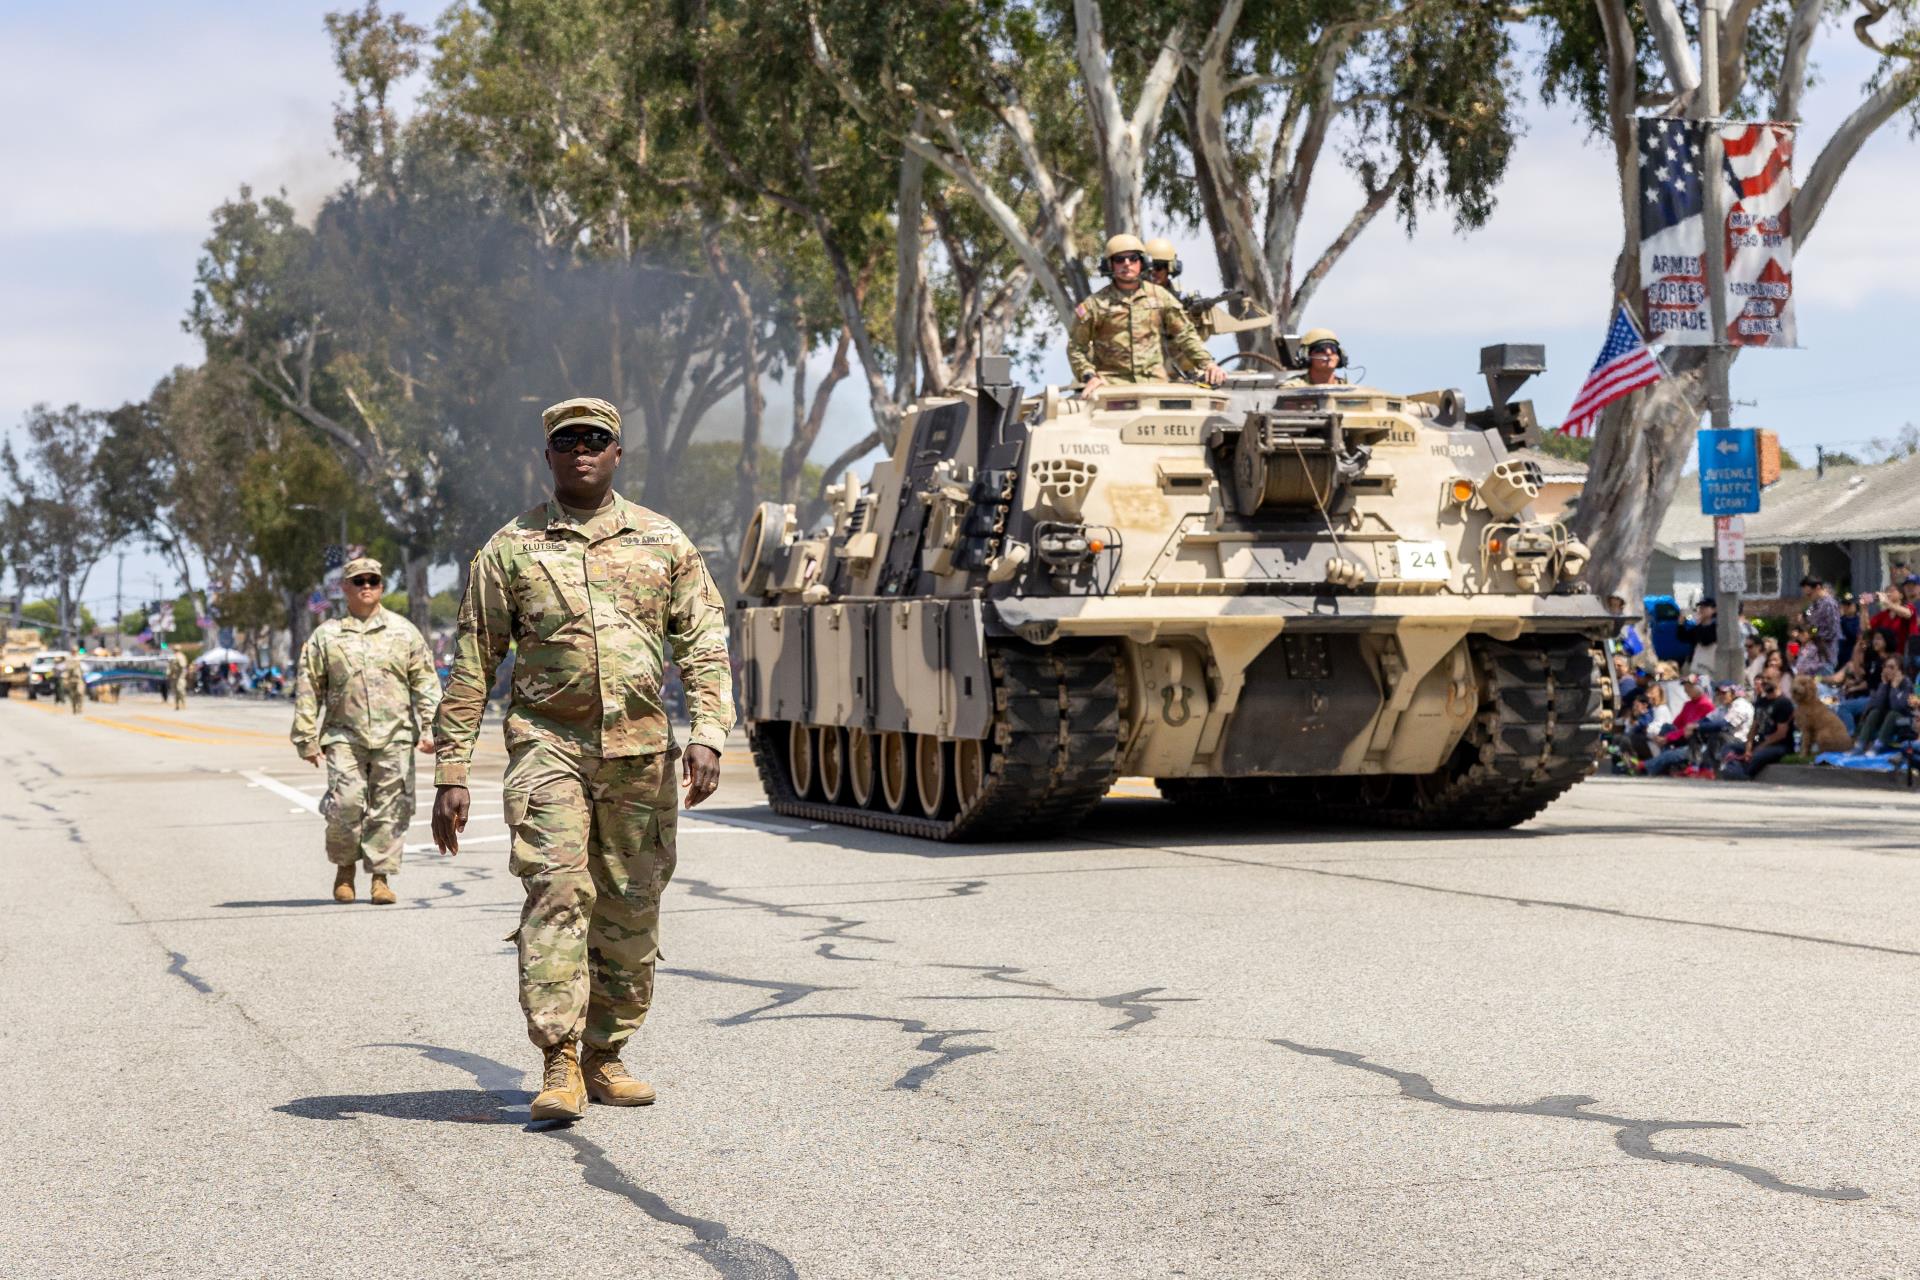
[549,428,615,454]
[1110,252,1143,265]
[1309,342,1340,355]
[349,575,383,588]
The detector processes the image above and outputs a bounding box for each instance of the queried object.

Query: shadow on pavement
[215,899,346,909]
[275,1087,531,1125]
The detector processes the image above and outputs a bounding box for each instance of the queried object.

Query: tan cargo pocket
[504,781,590,879]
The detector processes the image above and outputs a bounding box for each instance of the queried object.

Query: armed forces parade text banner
[1638,117,1797,349]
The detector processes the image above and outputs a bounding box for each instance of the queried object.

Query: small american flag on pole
[1560,302,1664,437]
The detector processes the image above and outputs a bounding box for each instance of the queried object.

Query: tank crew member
[1144,237,1214,377]
[432,396,735,1123]
[1069,234,1225,392]
[292,557,440,906]
[1143,237,1182,293]
[166,646,189,710]
[1286,328,1348,387]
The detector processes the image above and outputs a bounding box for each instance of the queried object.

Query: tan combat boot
[369,874,396,905]
[332,865,356,903]
[582,1047,656,1106]
[530,1043,587,1121]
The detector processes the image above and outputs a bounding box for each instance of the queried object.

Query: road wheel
[787,721,815,800]
[848,728,878,808]
[915,736,952,818]
[953,738,987,813]
[817,726,847,804]
[880,731,915,814]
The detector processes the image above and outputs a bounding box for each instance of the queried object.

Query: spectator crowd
[1604,570,1920,783]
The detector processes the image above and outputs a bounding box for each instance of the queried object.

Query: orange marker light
[1088,539,1105,553]
[1450,478,1475,503]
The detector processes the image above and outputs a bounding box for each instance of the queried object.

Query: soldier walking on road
[431,397,734,1124]
[166,647,188,710]
[60,657,84,714]
[292,558,440,906]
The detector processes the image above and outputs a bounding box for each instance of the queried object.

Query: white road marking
[244,770,321,815]
[679,811,805,835]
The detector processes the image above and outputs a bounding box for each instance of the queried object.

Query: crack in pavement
[1083,836,1920,961]
[409,862,494,910]
[1272,1038,1869,1202]
[664,968,990,1091]
[675,876,992,963]
[373,1043,799,1278]
[663,969,849,1026]
[164,950,214,994]
[918,986,1199,1033]
[930,963,1058,989]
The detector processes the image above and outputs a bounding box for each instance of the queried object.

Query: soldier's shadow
[215,899,345,909]
[275,1088,532,1125]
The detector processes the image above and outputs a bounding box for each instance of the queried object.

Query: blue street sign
[1698,428,1761,515]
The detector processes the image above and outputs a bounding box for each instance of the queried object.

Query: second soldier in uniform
[291,557,441,905]
[166,646,189,710]
[431,396,734,1123]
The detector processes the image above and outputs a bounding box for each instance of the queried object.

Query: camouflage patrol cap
[343,556,384,580]
[541,396,622,439]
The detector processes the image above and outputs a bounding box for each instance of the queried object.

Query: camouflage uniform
[60,659,84,714]
[166,649,188,710]
[1067,281,1214,384]
[434,492,734,1053]
[292,603,440,877]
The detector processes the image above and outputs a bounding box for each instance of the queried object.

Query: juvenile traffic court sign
[1698,428,1761,515]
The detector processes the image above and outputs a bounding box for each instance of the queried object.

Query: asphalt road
[4,689,1918,1279]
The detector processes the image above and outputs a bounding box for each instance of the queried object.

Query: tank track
[1161,636,1605,830]
[748,642,1121,841]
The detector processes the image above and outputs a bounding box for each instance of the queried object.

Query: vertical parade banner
[1638,118,1710,345]
[1721,122,1796,347]
[1637,118,1796,348]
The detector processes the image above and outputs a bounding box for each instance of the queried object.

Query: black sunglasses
[1110,252,1144,265]
[349,575,383,588]
[549,427,615,454]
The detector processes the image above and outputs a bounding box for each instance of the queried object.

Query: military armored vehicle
[732,339,1611,839]
[1,627,46,696]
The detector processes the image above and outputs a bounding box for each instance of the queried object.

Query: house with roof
[1650,452,1920,606]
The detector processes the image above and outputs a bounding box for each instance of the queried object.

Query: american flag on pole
[1559,302,1664,437]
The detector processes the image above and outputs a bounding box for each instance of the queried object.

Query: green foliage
[1536,431,1594,464]
[22,600,96,635]
[171,598,204,644]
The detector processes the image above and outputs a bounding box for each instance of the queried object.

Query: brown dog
[1791,675,1853,754]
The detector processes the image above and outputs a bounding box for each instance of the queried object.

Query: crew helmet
[1103,233,1147,260]
[1301,327,1341,351]
[1143,237,1181,277]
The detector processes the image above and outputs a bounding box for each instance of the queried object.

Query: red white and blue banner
[1721,122,1796,347]
[1637,117,1796,348]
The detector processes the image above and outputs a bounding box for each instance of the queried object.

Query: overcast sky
[5,1,1919,614]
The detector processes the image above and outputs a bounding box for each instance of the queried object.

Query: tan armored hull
[735,356,1610,839]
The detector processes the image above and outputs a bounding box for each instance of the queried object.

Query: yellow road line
[127,714,285,741]
[81,717,238,745]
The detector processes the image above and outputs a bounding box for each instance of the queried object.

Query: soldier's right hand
[1082,374,1105,394]
[432,785,470,855]
[303,753,322,769]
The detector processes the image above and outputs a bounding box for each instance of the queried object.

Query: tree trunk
[1571,354,1707,602]
[406,554,431,637]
